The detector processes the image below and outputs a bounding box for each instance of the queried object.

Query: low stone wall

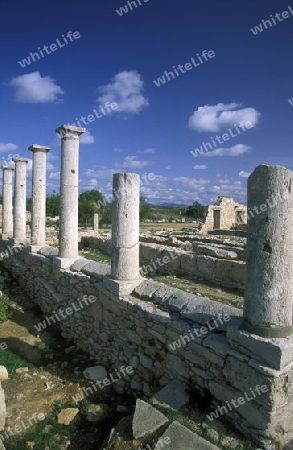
[81,235,245,290]
[2,242,293,449]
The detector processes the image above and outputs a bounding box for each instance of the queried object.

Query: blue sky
[1,0,293,205]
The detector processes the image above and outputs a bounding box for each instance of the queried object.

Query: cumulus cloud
[114,155,153,169]
[239,170,251,178]
[80,131,95,145]
[9,72,65,103]
[0,143,18,153]
[97,70,148,114]
[188,103,260,132]
[193,165,207,170]
[203,144,251,157]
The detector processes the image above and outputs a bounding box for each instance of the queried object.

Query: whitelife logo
[18,31,81,68]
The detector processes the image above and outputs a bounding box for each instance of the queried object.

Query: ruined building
[200,196,247,233]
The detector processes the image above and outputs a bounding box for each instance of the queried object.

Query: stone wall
[81,235,246,290]
[2,242,293,449]
[200,196,247,234]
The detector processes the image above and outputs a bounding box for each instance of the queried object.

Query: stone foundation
[2,242,293,449]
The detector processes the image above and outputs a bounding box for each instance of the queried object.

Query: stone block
[155,421,221,450]
[81,261,111,279]
[132,399,168,439]
[196,244,238,260]
[151,379,189,410]
[227,327,293,370]
[103,276,143,296]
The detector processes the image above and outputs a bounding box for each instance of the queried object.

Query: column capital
[55,124,85,140]
[1,166,14,171]
[28,144,51,153]
[12,157,29,164]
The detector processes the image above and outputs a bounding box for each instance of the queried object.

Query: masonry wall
[2,242,293,449]
[81,235,246,290]
[200,196,247,234]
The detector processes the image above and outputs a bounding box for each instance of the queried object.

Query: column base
[53,256,79,269]
[227,327,293,370]
[242,319,293,339]
[103,276,144,296]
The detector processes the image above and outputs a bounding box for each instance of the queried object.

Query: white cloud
[80,131,95,145]
[188,103,260,132]
[165,165,171,170]
[115,155,153,169]
[49,171,60,180]
[137,148,155,154]
[239,170,251,178]
[79,178,98,190]
[203,144,251,157]
[9,72,65,103]
[113,148,123,153]
[193,165,207,170]
[97,70,148,114]
[0,143,18,153]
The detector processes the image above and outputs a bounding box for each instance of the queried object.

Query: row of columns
[1,125,141,293]
[0,124,292,337]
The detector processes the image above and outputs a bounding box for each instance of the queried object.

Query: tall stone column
[93,213,99,236]
[54,125,85,267]
[28,144,50,247]
[104,173,142,295]
[243,165,293,338]
[1,166,14,239]
[12,157,29,243]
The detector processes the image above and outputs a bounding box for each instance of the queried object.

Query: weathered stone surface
[244,165,293,338]
[83,366,107,381]
[227,327,293,370]
[155,421,221,450]
[0,367,8,381]
[111,173,140,281]
[57,408,79,425]
[29,145,50,246]
[151,380,189,410]
[37,246,58,258]
[0,383,6,431]
[196,245,237,260]
[132,399,168,439]
[70,257,92,272]
[1,166,14,238]
[81,261,110,279]
[133,279,160,300]
[56,125,85,258]
[12,157,29,242]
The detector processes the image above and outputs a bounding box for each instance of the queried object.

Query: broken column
[243,164,293,338]
[28,144,50,247]
[12,157,29,243]
[1,166,14,239]
[104,173,142,295]
[54,125,85,267]
[93,213,99,236]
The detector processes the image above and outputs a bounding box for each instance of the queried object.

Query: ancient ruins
[0,124,292,449]
[200,196,247,234]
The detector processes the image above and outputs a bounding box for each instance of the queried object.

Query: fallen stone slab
[132,399,168,439]
[196,244,238,260]
[155,421,221,450]
[151,380,189,411]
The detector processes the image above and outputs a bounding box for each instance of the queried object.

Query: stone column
[28,144,50,248]
[243,164,293,338]
[12,157,29,243]
[54,125,85,267]
[1,166,14,239]
[104,173,142,295]
[93,213,99,236]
